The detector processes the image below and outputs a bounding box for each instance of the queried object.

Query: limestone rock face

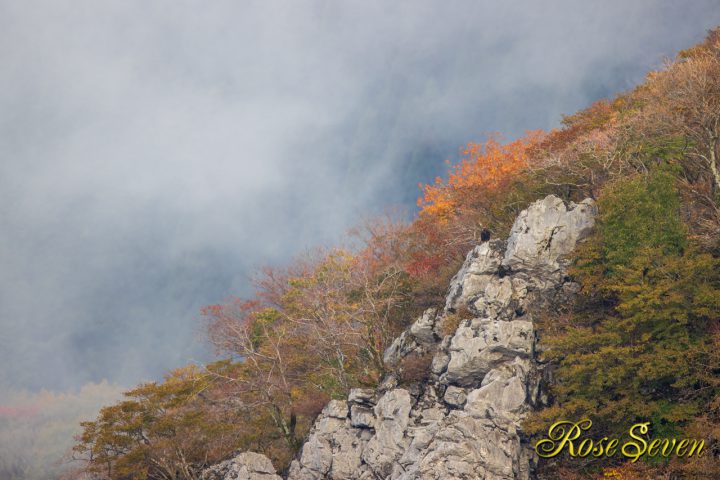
[289,196,595,480]
[201,452,282,480]
[284,195,595,480]
[444,319,534,387]
[206,195,596,480]
[384,308,440,366]
[444,240,505,314]
[503,196,596,272]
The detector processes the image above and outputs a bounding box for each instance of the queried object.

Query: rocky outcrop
[202,452,283,480]
[204,195,596,480]
[384,308,440,367]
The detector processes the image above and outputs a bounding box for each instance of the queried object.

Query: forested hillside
[71,28,720,480]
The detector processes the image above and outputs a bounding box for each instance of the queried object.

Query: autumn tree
[528,169,720,475]
[206,248,411,397]
[639,28,720,193]
[409,132,546,281]
[73,365,254,480]
[418,132,545,224]
[202,222,415,469]
[531,99,639,200]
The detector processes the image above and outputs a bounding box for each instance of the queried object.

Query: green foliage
[530,169,720,474]
[598,169,686,271]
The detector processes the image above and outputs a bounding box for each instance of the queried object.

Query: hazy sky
[2,1,720,395]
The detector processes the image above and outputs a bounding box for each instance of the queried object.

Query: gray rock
[280,195,595,480]
[444,320,533,387]
[445,240,505,313]
[289,402,372,480]
[383,308,439,366]
[408,410,528,480]
[409,308,439,344]
[362,389,412,477]
[348,388,376,406]
[443,386,467,407]
[350,404,375,428]
[201,452,281,480]
[465,373,528,422]
[324,400,349,419]
[503,196,596,271]
[383,331,411,367]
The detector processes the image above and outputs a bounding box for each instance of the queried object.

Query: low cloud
[1,0,719,395]
[0,382,125,480]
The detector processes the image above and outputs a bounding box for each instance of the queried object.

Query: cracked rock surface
[202,452,283,480]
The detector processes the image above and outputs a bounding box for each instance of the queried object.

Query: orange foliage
[406,131,546,279]
[418,131,545,221]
